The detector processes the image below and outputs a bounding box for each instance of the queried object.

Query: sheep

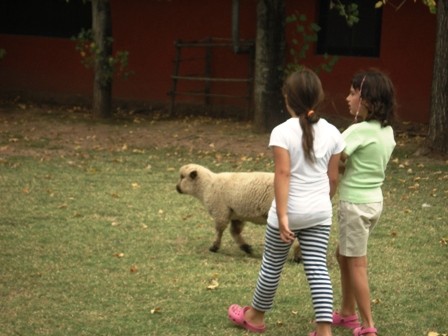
[176,163,301,261]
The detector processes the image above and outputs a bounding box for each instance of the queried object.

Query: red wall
[0,0,436,123]
[285,1,436,123]
[0,35,93,98]
[110,0,257,106]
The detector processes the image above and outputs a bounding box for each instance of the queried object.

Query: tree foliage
[375,0,436,13]
[70,0,131,118]
[73,29,132,82]
[285,11,339,75]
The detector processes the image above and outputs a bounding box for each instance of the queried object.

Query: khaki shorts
[338,201,383,257]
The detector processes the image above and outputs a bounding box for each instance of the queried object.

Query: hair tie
[307,110,315,118]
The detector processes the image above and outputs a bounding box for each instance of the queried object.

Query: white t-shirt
[268,118,345,230]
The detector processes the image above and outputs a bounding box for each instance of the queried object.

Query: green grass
[0,116,447,336]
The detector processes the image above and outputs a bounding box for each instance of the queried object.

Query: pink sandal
[332,311,361,329]
[228,304,266,333]
[353,326,378,335]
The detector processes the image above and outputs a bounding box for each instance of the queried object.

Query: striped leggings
[252,224,333,323]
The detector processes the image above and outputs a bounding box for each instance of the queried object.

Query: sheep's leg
[292,240,302,263]
[230,220,252,254]
[209,221,227,253]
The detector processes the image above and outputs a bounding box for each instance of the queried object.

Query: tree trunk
[92,0,113,118]
[428,0,448,153]
[253,0,286,133]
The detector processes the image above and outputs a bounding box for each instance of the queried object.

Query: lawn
[0,105,447,336]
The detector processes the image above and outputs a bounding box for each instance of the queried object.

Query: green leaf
[286,15,297,23]
[310,23,321,32]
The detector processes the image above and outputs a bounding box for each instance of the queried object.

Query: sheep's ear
[189,171,198,179]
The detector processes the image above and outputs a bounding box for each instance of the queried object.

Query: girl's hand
[279,216,295,244]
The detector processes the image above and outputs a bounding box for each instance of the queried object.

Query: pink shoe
[353,326,378,335]
[228,304,266,333]
[332,311,361,329]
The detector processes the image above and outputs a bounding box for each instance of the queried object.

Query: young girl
[333,70,396,336]
[228,68,344,336]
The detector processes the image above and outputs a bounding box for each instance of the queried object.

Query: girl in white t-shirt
[228,68,345,336]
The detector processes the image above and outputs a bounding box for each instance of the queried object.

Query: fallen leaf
[150,307,162,314]
[206,273,220,290]
[207,279,219,290]
[130,264,138,273]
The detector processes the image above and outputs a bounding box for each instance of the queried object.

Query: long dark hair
[282,68,323,162]
[352,69,396,127]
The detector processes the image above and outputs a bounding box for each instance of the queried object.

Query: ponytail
[299,110,320,163]
[283,69,323,163]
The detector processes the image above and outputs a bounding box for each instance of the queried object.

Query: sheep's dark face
[176,165,200,196]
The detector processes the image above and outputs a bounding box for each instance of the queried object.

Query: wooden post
[204,37,212,107]
[169,40,182,116]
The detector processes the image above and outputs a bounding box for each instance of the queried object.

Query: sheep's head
[176,164,210,199]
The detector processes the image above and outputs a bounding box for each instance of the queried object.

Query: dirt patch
[0,102,272,159]
[0,100,434,160]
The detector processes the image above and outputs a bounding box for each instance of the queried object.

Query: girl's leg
[336,247,357,317]
[246,225,292,325]
[348,256,375,333]
[298,225,333,335]
[337,202,381,335]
